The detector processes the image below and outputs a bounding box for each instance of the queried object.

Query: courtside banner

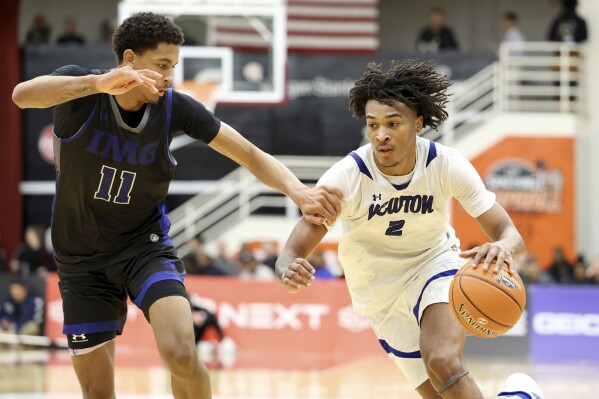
[45,274,380,368]
[528,285,599,361]
[452,136,575,269]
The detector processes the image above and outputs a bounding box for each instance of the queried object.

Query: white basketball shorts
[366,248,465,389]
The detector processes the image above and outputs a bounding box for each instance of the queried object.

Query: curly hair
[112,12,184,63]
[349,60,452,130]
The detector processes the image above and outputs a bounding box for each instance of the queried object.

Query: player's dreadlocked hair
[112,12,184,64]
[349,60,452,130]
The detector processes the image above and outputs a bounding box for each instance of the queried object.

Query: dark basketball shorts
[57,242,187,350]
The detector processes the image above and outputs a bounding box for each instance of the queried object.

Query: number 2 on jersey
[385,220,405,236]
[94,165,137,204]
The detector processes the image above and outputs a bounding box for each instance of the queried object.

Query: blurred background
[1,0,599,398]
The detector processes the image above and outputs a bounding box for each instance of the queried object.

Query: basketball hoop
[176,80,220,112]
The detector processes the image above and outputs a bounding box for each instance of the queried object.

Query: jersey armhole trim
[57,102,98,143]
[349,151,373,180]
[164,89,177,168]
[425,140,437,167]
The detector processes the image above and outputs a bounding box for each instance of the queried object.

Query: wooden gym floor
[0,348,597,398]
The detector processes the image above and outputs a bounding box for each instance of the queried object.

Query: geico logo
[218,302,331,330]
[533,312,599,336]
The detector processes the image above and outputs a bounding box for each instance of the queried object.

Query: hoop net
[175,81,220,112]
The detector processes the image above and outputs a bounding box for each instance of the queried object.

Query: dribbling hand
[280,258,315,293]
[95,66,163,96]
[459,241,515,275]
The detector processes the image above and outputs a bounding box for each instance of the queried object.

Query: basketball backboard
[118,0,287,105]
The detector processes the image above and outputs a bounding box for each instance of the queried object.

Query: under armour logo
[72,334,87,341]
[373,193,382,201]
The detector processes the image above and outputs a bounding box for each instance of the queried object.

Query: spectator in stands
[587,256,599,284]
[502,11,525,44]
[183,234,227,276]
[572,254,593,284]
[416,7,460,53]
[308,250,336,279]
[25,13,52,45]
[260,241,279,272]
[517,254,554,285]
[9,225,55,277]
[56,16,86,46]
[0,279,44,337]
[547,247,574,283]
[213,240,239,275]
[98,19,116,46]
[547,0,588,43]
[238,251,275,279]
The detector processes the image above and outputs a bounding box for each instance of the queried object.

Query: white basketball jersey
[318,137,495,314]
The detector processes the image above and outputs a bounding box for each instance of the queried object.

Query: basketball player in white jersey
[275,60,544,399]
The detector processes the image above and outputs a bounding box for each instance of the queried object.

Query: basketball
[449,259,526,338]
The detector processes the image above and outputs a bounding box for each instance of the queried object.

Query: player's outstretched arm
[12,66,162,109]
[459,202,525,274]
[208,122,343,225]
[275,217,329,293]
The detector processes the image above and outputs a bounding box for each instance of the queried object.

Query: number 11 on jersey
[94,165,137,204]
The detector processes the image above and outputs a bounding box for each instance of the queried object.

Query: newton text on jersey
[368,195,434,220]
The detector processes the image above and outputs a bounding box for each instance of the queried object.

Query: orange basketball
[449,259,526,338]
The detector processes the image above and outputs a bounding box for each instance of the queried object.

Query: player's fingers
[319,185,344,200]
[319,187,342,212]
[280,267,302,288]
[295,258,316,276]
[294,268,314,283]
[281,275,301,292]
[314,205,334,225]
[320,192,341,217]
[140,77,159,93]
[313,196,336,223]
[139,74,157,86]
[138,69,163,79]
[122,80,143,90]
[142,83,158,93]
[304,213,324,226]
[459,248,477,258]
[482,248,499,271]
[470,250,487,268]
[118,67,143,81]
[287,265,312,286]
[494,253,507,273]
[504,257,516,275]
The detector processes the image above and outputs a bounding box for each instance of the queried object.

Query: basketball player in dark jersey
[12,12,342,399]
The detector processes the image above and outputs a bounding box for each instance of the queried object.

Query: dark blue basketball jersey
[50,66,220,271]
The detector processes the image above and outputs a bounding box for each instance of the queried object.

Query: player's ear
[416,115,424,132]
[123,49,135,67]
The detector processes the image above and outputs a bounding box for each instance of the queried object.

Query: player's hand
[95,66,163,95]
[460,242,515,275]
[297,185,343,226]
[280,258,315,293]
